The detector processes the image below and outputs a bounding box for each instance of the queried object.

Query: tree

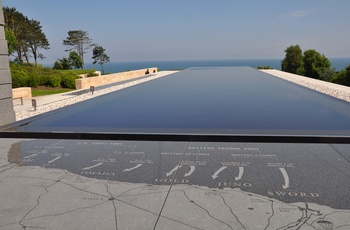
[4,7,28,62]
[3,7,49,65]
[330,70,348,86]
[303,49,331,79]
[4,27,17,55]
[281,45,304,74]
[53,58,72,70]
[319,68,336,82]
[53,60,63,70]
[68,51,83,69]
[53,52,82,70]
[92,46,110,74]
[345,64,350,86]
[63,30,96,69]
[26,19,50,67]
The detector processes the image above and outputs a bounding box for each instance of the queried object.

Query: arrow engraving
[235,166,244,181]
[123,164,143,172]
[82,163,104,171]
[24,154,38,159]
[166,165,182,177]
[279,168,290,189]
[211,166,227,179]
[48,157,61,164]
[184,166,196,177]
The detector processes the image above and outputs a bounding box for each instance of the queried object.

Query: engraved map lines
[3,140,350,229]
[1,166,349,230]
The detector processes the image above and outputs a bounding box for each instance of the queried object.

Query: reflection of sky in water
[6,67,350,135]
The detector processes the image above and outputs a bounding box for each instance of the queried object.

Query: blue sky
[2,0,350,64]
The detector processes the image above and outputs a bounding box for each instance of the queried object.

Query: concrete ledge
[75,67,158,90]
[12,87,32,99]
[78,71,101,79]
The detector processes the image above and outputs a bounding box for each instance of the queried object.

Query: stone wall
[75,67,158,90]
[0,0,16,126]
[12,87,32,99]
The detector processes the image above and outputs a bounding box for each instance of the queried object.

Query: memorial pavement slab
[1,138,350,229]
[0,138,187,230]
[158,142,350,230]
[329,144,350,163]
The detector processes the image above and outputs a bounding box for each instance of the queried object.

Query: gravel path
[261,69,350,103]
[15,71,177,121]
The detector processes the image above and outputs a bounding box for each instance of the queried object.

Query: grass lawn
[32,87,74,97]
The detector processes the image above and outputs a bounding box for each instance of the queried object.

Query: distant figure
[145,69,149,75]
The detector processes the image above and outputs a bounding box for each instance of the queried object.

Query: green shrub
[61,75,77,89]
[11,68,29,88]
[27,77,38,87]
[39,75,50,86]
[27,70,41,87]
[258,66,272,70]
[319,68,336,82]
[48,75,62,87]
[87,72,99,77]
[10,62,95,89]
[330,70,349,86]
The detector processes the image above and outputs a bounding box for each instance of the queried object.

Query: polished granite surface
[1,138,349,229]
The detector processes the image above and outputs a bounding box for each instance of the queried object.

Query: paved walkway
[13,90,80,112]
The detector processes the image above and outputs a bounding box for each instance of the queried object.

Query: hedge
[10,63,96,89]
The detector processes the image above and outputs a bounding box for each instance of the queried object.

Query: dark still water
[84,57,350,73]
[10,67,350,136]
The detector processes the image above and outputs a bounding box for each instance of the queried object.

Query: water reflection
[8,67,350,136]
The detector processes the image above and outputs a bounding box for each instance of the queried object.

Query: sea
[81,57,350,73]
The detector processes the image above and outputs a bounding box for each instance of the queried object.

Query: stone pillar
[0,0,16,126]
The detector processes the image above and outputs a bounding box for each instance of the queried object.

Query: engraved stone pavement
[1,138,350,230]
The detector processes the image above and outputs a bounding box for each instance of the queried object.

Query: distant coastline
[48,57,350,73]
